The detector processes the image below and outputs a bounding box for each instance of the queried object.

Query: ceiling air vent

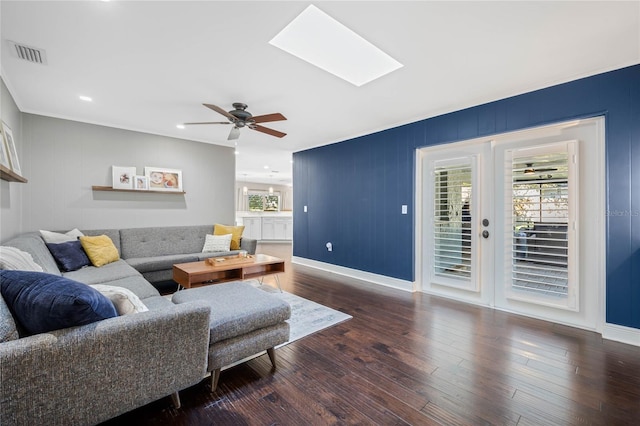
[8,41,48,65]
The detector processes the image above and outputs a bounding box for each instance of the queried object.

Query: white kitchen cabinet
[261,218,275,240]
[260,217,292,240]
[238,216,292,241]
[242,217,262,240]
[282,218,293,240]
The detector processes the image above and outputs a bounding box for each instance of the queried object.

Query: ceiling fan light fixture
[228,127,241,140]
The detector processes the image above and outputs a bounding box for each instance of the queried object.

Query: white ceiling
[1,1,638,185]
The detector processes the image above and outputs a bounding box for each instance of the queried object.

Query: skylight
[269,5,403,87]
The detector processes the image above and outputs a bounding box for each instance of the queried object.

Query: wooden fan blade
[251,113,287,123]
[228,127,241,140]
[183,121,231,125]
[203,103,236,121]
[252,125,286,138]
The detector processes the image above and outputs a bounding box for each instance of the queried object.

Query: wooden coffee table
[172,254,285,291]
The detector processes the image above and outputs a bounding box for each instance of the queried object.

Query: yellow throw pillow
[79,235,120,267]
[213,224,245,250]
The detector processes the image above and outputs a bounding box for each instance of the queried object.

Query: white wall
[10,113,236,235]
[0,78,25,241]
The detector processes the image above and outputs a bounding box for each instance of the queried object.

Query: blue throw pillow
[45,240,91,272]
[0,270,117,335]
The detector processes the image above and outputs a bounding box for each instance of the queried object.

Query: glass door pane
[431,158,477,290]
[506,141,578,310]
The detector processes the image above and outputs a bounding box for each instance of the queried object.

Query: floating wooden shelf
[91,185,186,195]
[0,165,27,183]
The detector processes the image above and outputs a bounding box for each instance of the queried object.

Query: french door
[423,143,493,306]
[420,118,603,330]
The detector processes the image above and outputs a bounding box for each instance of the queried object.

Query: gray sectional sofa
[117,225,257,285]
[0,224,258,425]
[3,225,256,288]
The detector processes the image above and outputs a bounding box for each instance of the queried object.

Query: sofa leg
[170,391,181,409]
[210,368,221,391]
[267,347,277,368]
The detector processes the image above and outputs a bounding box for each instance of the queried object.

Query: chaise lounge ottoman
[172,281,291,390]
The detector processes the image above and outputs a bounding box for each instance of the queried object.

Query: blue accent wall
[293,64,640,330]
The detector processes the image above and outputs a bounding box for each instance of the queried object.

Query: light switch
[303,205,307,212]
[402,205,408,214]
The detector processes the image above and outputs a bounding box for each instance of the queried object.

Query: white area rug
[256,285,352,346]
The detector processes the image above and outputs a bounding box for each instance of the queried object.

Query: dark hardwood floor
[102,243,639,425]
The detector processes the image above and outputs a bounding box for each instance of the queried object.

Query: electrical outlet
[402,205,408,214]
[303,205,307,212]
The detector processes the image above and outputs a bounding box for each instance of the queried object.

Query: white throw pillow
[40,228,85,244]
[202,233,232,252]
[0,246,44,272]
[89,284,149,315]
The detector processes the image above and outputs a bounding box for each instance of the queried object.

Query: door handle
[482,230,489,239]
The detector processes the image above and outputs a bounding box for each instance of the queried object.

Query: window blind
[511,152,569,297]
[433,163,472,281]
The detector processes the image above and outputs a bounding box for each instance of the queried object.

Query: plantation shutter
[506,141,578,310]
[431,157,477,291]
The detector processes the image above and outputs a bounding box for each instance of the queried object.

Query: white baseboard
[602,323,640,347]
[291,257,414,292]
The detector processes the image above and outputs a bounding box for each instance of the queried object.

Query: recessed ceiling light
[269,5,403,86]
[79,95,92,102]
[235,150,240,155]
[264,165,269,169]
[176,124,185,129]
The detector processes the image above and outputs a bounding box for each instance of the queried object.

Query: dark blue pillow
[0,270,117,335]
[45,240,90,272]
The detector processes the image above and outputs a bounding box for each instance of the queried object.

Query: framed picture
[133,175,148,190]
[144,167,183,191]
[112,166,136,189]
[2,122,21,174]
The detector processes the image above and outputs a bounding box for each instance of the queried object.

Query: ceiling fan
[514,162,560,182]
[184,103,287,140]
